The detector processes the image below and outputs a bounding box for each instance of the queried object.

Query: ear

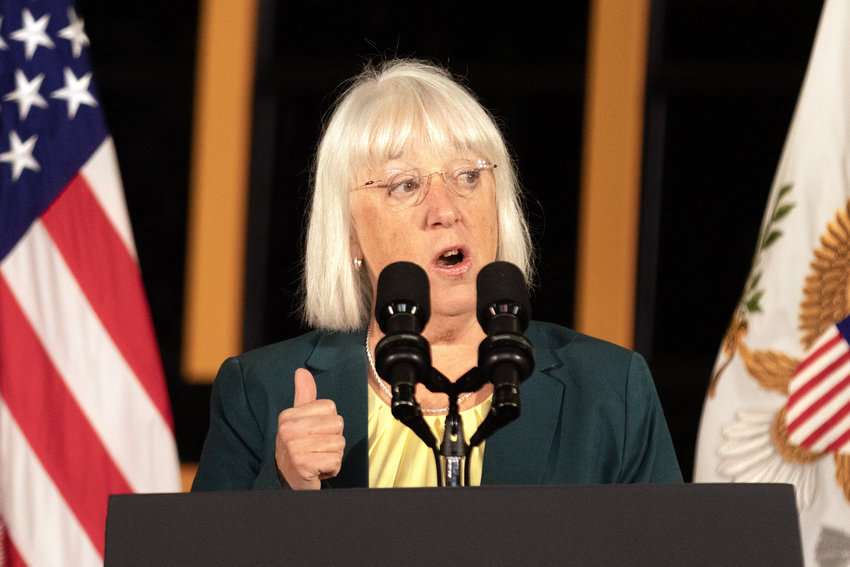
[349,231,363,263]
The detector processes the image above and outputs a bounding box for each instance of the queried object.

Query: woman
[192,58,682,490]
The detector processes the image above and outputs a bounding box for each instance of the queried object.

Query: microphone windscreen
[476,262,531,331]
[375,261,431,332]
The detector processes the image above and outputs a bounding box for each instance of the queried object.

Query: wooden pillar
[181,0,258,383]
[575,0,651,349]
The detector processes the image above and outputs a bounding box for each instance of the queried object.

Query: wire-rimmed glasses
[354,159,497,209]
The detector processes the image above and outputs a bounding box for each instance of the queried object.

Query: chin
[430,290,477,320]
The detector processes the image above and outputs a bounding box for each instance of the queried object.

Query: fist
[275,368,345,490]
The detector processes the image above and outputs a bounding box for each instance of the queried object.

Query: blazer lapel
[480,335,566,485]
[304,331,369,488]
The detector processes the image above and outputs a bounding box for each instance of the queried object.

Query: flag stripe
[4,536,26,567]
[0,400,101,567]
[1,520,27,567]
[787,343,850,410]
[5,543,25,567]
[79,138,138,260]
[41,172,173,428]
[826,420,850,453]
[800,395,850,448]
[793,376,850,450]
[789,330,841,381]
[791,395,850,451]
[0,275,132,556]
[788,367,850,434]
[787,367,850,429]
[0,221,179,493]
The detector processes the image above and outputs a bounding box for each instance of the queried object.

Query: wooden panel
[182,0,258,382]
[576,0,650,349]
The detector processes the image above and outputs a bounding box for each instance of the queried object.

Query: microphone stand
[381,346,532,487]
[423,368,484,487]
[381,358,530,488]
[429,323,535,486]
[440,395,466,487]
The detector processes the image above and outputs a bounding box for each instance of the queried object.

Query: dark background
[77,0,825,481]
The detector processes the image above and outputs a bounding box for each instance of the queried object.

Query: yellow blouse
[368,385,490,487]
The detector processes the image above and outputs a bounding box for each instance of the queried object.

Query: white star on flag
[51,67,97,119]
[57,8,89,58]
[0,130,40,181]
[10,9,55,61]
[0,16,9,51]
[3,69,48,120]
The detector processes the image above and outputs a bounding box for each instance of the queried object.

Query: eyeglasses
[355,159,497,209]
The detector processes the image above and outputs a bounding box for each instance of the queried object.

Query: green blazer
[192,321,683,490]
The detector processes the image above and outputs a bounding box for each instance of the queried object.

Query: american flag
[0,1,180,565]
[786,316,850,454]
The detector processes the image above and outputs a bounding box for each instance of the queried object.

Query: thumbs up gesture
[275,368,345,490]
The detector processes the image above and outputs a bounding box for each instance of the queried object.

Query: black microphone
[375,261,430,334]
[470,261,534,447]
[374,262,436,449]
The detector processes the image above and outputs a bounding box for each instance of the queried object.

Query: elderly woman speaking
[192,58,682,490]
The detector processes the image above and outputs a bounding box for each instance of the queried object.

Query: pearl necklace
[366,327,474,414]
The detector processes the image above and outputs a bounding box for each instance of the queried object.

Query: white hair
[302,58,534,330]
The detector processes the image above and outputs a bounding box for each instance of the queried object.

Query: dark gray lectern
[105,483,803,566]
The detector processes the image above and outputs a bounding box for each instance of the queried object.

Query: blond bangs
[338,63,500,177]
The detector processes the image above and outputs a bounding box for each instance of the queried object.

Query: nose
[423,172,460,227]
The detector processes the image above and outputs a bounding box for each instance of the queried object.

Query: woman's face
[350,152,499,322]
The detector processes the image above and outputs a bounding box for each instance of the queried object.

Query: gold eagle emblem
[711,192,850,503]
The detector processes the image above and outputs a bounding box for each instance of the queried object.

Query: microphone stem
[439,394,469,487]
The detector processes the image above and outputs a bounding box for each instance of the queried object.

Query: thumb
[293,368,318,407]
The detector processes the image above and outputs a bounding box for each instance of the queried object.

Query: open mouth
[436,248,464,267]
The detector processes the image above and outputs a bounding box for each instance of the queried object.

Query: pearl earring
[353,257,363,270]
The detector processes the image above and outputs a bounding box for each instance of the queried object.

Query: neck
[422,312,482,345]
[366,314,492,412]
[370,313,483,379]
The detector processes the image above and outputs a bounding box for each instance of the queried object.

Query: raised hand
[274,368,345,489]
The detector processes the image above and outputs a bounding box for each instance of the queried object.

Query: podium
[105,483,803,566]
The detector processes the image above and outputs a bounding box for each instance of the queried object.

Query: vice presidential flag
[0,1,180,565]
[694,0,850,564]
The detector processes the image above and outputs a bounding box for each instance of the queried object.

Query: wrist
[276,467,291,490]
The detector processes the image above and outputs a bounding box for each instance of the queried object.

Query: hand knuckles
[277,420,298,439]
[290,453,315,473]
